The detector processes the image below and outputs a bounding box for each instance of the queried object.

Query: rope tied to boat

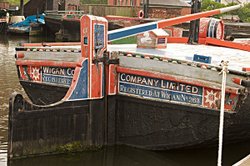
[217,60,229,166]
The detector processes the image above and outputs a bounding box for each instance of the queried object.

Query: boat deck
[107,44,250,72]
[21,43,250,72]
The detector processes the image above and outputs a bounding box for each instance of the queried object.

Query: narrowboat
[8,14,45,36]
[8,4,250,159]
[44,11,84,41]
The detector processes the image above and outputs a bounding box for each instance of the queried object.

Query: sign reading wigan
[42,67,74,86]
[119,73,203,105]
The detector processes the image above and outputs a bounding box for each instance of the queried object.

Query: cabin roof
[151,29,169,37]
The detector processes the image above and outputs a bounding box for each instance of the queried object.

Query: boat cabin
[137,29,169,49]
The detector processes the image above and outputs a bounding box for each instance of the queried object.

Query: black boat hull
[8,93,105,159]
[44,16,61,36]
[111,95,250,150]
[20,81,69,105]
[0,21,7,33]
[61,19,80,41]
[8,91,250,159]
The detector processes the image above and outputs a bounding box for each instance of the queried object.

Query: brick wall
[148,7,191,19]
[108,0,114,5]
[65,0,80,10]
[181,7,191,16]
[108,0,141,6]
[0,2,9,9]
[81,5,141,17]
[81,4,190,18]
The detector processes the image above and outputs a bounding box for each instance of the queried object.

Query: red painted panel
[242,67,250,72]
[16,60,78,68]
[18,66,28,80]
[108,64,117,95]
[224,93,238,111]
[199,18,210,38]
[80,15,108,99]
[203,87,238,111]
[18,65,41,82]
[167,37,188,43]
[91,64,103,98]
[203,88,221,109]
[17,52,25,58]
[29,66,42,82]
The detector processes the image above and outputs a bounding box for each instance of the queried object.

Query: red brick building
[0,2,9,9]
[108,0,141,6]
[137,29,169,49]
[107,0,191,19]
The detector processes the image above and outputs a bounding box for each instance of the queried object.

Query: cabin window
[158,38,165,44]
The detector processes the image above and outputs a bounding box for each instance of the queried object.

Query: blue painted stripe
[42,74,72,86]
[69,60,88,100]
[108,23,157,41]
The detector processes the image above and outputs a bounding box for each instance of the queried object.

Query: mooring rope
[217,61,228,166]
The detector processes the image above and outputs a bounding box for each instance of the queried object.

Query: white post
[217,61,228,166]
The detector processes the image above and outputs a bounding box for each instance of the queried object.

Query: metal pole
[20,0,24,15]
[103,53,108,145]
[143,0,146,17]
[188,0,201,44]
[194,0,201,42]
[217,61,228,166]
[145,0,149,18]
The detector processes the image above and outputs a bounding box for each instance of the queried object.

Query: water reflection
[7,142,250,166]
[0,34,50,166]
[8,146,178,166]
[0,34,27,166]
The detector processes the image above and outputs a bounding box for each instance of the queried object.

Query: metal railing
[45,10,85,15]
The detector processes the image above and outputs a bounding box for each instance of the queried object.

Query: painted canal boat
[8,4,250,159]
[8,14,45,36]
[44,11,84,41]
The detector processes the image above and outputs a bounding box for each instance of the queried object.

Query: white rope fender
[217,61,229,166]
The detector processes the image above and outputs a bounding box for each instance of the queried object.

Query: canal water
[0,35,250,166]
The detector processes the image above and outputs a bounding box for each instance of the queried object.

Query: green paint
[111,36,137,44]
